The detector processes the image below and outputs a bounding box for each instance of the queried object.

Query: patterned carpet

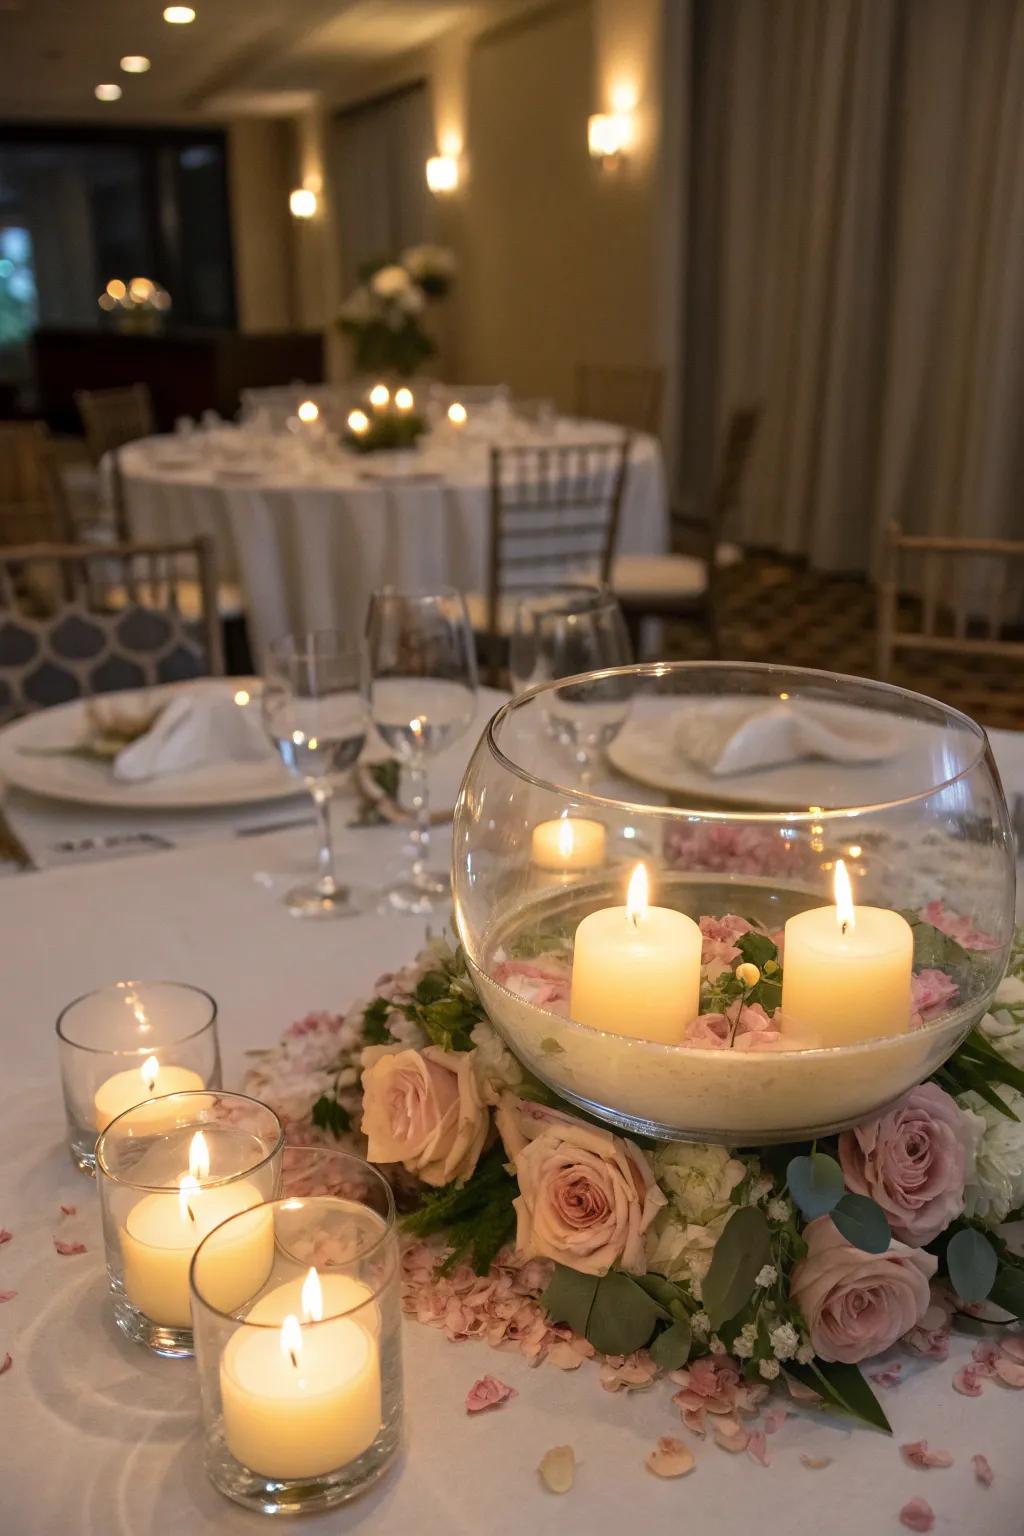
[665,556,1024,731]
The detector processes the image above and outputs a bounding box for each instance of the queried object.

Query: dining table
[115,416,668,667]
[1,712,1023,1536]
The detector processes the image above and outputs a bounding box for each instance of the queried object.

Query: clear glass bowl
[452,662,1016,1144]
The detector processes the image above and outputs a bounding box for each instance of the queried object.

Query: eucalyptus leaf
[736,930,779,971]
[986,1264,1024,1319]
[830,1193,891,1254]
[946,1227,998,1303]
[784,1360,891,1434]
[650,1318,692,1370]
[787,1152,845,1220]
[631,1273,679,1318]
[586,1272,665,1356]
[540,1264,599,1336]
[702,1205,771,1331]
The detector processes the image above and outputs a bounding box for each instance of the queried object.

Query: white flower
[470,1019,524,1097]
[401,243,456,280]
[646,1206,729,1287]
[754,1264,777,1288]
[654,1143,747,1224]
[961,1085,1024,1223]
[370,263,412,299]
[690,1311,710,1339]
[767,1198,791,1223]
[709,1335,727,1355]
[769,1323,798,1361]
[758,1358,781,1380]
[337,284,375,323]
[796,1342,815,1364]
[733,1323,757,1359]
[979,976,1024,1068]
[749,1176,774,1204]
[395,284,425,315]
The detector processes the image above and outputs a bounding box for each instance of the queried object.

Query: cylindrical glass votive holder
[96,1090,283,1357]
[191,1167,402,1516]
[57,980,222,1172]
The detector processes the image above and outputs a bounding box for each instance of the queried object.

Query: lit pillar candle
[394,386,414,412]
[94,1053,204,1133]
[780,860,913,1045]
[221,1268,381,1479]
[120,1132,273,1327]
[531,817,606,872]
[569,864,702,1042]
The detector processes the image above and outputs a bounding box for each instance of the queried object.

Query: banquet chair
[0,537,223,721]
[0,422,71,548]
[575,364,664,434]
[876,525,1024,679]
[469,436,632,684]
[612,405,761,659]
[75,383,157,539]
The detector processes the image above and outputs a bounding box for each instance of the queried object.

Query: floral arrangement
[246,912,1024,1447]
[336,245,455,378]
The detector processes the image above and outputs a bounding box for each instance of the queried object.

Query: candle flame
[626,862,648,926]
[297,399,319,423]
[301,1267,323,1323]
[140,1055,160,1092]
[557,819,575,860]
[369,383,390,408]
[447,402,467,425]
[179,1174,199,1224]
[281,1313,302,1370]
[188,1130,210,1181]
[834,859,855,936]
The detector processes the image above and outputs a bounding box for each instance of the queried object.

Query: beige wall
[227,118,295,333]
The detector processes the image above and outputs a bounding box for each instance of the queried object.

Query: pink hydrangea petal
[0,1352,11,1375]
[899,1497,935,1532]
[465,1374,517,1413]
[762,1406,787,1435]
[53,1239,87,1256]
[998,1336,1024,1364]
[59,1203,77,1217]
[870,1364,904,1388]
[972,1453,994,1487]
[994,1355,1024,1388]
[713,1419,750,1453]
[901,1441,953,1469]
[538,1445,575,1494]
[0,1230,11,1245]
[0,1291,15,1303]
[800,1454,833,1470]
[747,1431,770,1467]
[645,1437,695,1478]
[952,1366,984,1397]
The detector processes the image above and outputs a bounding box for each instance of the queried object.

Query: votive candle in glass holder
[191,1162,402,1516]
[96,1090,283,1357]
[57,980,222,1172]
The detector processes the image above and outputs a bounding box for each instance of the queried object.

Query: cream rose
[360,1045,488,1187]
[506,1103,665,1275]
[790,1217,937,1364]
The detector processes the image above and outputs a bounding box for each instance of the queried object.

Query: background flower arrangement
[246,920,1024,1437]
[336,245,455,378]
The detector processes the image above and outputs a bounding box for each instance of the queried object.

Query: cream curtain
[679,0,1024,573]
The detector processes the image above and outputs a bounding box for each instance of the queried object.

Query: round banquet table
[117,423,668,665]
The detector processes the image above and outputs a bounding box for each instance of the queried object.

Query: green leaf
[784,1360,891,1433]
[787,1152,844,1220]
[415,971,450,1005]
[830,1194,891,1254]
[540,1037,566,1056]
[746,976,783,1015]
[986,1264,1024,1319]
[898,911,970,970]
[650,1318,692,1370]
[362,996,393,1045]
[631,1273,683,1317]
[736,930,779,971]
[702,1205,771,1331]
[310,1095,351,1139]
[946,1227,998,1302]
[586,1272,665,1356]
[541,1263,599,1335]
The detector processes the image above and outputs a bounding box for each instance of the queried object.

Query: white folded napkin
[677,699,903,777]
[114,691,274,782]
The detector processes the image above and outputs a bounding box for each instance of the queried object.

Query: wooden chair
[877,524,1024,679]
[468,437,632,684]
[75,384,156,539]
[612,406,761,658]
[0,422,70,547]
[575,364,664,434]
[0,537,223,720]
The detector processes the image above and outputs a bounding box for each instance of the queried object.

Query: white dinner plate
[0,680,301,811]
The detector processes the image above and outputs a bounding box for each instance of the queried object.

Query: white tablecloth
[118,426,668,664]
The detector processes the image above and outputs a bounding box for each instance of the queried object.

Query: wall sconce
[588,112,633,163]
[426,155,459,194]
[289,187,318,219]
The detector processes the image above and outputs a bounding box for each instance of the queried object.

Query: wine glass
[509,585,634,777]
[366,587,479,914]
[262,632,370,918]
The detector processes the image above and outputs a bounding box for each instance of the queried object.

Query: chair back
[877,525,1024,679]
[575,365,664,434]
[0,422,68,546]
[0,537,223,720]
[74,385,156,540]
[700,405,761,549]
[485,437,631,678]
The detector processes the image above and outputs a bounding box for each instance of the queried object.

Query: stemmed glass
[365,587,478,914]
[262,632,369,918]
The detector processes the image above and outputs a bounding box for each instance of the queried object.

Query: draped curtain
[678,0,1024,574]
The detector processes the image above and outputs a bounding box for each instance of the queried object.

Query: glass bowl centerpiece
[452,663,1015,1145]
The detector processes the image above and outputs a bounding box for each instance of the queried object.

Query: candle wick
[289,1349,298,1370]
[841,920,848,938]
[187,1203,196,1224]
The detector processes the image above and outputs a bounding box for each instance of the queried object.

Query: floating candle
[93,1054,203,1133]
[531,817,606,872]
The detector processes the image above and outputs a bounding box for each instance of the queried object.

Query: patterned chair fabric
[0,539,223,722]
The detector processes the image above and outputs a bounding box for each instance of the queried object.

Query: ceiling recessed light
[163,5,196,21]
[95,83,123,102]
[120,55,151,73]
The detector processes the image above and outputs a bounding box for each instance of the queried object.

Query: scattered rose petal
[870,1363,903,1388]
[972,1453,993,1487]
[547,1341,585,1370]
[645,1437,695,1478]
[762,1406,787,1435]
[538,1445,575,1494]
[998,1336,1024,1364]
[899,1497,935,1532]
[59,1204,77,1217]
[994,1355,1024,1388]
[0,1230,11,1245]
[0,1291,15,1303]
[712,1418,750,1454]
[953,1366,984,1397]
[800,1454,832,1470]
[465,1375,517,1414]
[747,1431,770,1467]
[53,1239,87,1256]
[786,1377,821,1402]
[901,1441,953,1470]
[0,1352,11,1375]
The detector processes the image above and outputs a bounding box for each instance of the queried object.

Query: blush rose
[790,1217,937,1364]
[360,1045,489,1187]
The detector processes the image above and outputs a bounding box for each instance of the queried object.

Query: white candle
[94,1054,204,1133]
[120,1132,273,1327]
[781,860,913,1045]
[569,863,702,1042]
[531,817,606,872]
[221,1269,381,1479]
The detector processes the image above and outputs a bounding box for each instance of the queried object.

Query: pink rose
[360,1045,489,1187]
[791,1217,936,1364]
[838,1083,973,1246]
[505,1104,665,1275]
